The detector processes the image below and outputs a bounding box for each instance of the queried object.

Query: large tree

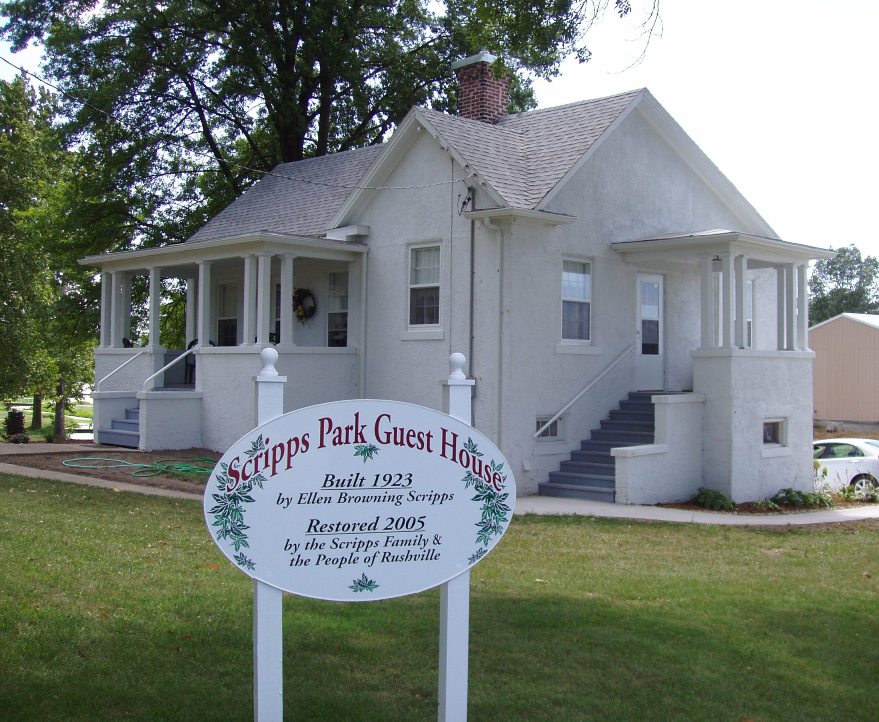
[809,244,879,325]
[1,0,659,250]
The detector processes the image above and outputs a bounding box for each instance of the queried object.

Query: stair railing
[95,349,149,392]
[141,346,197,392]
[533,343,635,439]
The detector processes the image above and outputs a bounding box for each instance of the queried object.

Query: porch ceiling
[78,231,367,274]
[611,229,835,267]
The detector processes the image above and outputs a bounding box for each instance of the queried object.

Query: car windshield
[864,440,879,451]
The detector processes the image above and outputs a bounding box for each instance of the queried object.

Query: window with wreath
[409,246,440,326]
[327,271,348,347]
[562,260,591,341]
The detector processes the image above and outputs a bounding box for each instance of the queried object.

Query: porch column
[197,261,212,346]
[720,253,734,349]
[256,253,272,345]
[185,277,196,345]
[784,263,796,350]
[119,273,133,346]
[280,254,295,346]
[734,254,747,349]
[110,272,122,347]
[796,263,809,350]
[100,271,112,347]
[776,267,786,350]
[699,256,715,349]
[242,254,257,345]
[148,266,162,349]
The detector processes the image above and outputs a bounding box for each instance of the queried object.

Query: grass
[1,473,877,721]
[3,399,93,442]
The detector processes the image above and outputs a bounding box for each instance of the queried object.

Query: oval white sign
[204,399,516,601]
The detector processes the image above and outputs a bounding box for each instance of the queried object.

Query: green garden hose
[62,456,216,479]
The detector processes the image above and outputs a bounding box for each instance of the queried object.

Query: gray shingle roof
[186,89,642,242]
[418,89,642,209]
[187,145,384,243]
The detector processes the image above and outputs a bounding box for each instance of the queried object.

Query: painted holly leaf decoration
[244,434,266,459]
[464,457,510,549]
[353,444,379,463]
[349,573,379,593]
[234,552,256,570]
[464,438,483,457]
[468,547,488,565]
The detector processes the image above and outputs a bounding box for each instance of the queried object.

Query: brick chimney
[452,51,509,124]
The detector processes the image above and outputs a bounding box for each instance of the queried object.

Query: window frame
[408,244,441,329]
[560,258,592,343]
[326,270,349,347]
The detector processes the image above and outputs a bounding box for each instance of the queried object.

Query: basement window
[536,416,561,440]
[763,419,785,446]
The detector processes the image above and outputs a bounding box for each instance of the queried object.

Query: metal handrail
[141,346,197,392]
[533,343,635,438]
[95,349,149,392]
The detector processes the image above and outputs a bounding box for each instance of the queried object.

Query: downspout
[468,188,476,386]
[482,216,503,445]
[359,249,368,398]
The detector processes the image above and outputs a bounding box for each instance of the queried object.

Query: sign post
[206,351,514,721]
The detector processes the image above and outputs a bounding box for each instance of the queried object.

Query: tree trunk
[30,393,42,429]
[53,380,67,443]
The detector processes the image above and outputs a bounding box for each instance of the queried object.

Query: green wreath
[292,288,316,323]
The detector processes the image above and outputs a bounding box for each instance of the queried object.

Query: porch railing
[141,346,197,392]
[533,343,634,439]
[95,349,149,392]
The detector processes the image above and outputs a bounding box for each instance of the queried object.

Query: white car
[812,438,879,494]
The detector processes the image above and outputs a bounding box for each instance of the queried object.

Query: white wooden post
[439,352,476,722]
[254,347,286,722]
[148,266,162,349]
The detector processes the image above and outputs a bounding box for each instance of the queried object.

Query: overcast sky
[533,0,879,258]
[3,1,877,258]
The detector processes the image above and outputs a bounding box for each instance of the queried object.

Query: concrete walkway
[0,453,876,525]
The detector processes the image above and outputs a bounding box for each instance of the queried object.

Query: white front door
[635,274,664,390]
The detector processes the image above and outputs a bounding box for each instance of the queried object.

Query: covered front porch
[610,230,834,503]
[80,231,368,452]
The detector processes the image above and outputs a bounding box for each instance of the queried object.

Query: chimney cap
[451,51,498,71]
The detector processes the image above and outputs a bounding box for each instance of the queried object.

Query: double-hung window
[409,246,440,326]
[327,271,348,347]
[562,260,591,341]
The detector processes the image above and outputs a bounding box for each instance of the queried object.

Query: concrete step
[111,419,139,432]
[589,428,654,444]
[95,428,139,448]
[124,407,140,421]
[559,459,615,476]
[599,418,654,433]
[538,480,615,502]
[547,471,615,489]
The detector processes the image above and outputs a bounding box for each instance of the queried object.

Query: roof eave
[465,207,576,225]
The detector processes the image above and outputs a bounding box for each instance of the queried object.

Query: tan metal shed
[810,313,879,424]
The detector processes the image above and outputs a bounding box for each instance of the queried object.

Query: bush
[690,487,735,511]
[3,409,25,438]
[770,487,834,509]
[5,432,29,444]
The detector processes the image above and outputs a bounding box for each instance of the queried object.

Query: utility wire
[0,54,476,192]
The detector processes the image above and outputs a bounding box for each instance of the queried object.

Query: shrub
[690,487,735,511]
[770,487,834,509]
[5,432,29,444]
[3,409,25,438]
[751,499,781,513]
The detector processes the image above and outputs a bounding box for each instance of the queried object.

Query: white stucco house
[81,52,833,503]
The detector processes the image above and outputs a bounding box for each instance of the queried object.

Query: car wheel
[850,475,878,497]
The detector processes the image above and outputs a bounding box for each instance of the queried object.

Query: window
[217,281,238,346]
[535,416,560,440]
[763,419,785,446]
[562,260,591,341]
[409,246,440,326]
[327,271,348,347]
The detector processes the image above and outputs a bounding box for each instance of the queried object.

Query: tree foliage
[1,0,658,251]
[809,244,879,325]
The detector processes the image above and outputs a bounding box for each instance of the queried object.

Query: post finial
[448,353,467,381]
[260,347,279,376]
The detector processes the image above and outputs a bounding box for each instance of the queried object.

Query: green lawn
[1,473,877,721]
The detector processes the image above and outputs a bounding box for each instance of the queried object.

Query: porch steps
[98,406,140,448]
[538,392,655,502]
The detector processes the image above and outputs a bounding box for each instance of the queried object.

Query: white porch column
[256,253,272,345]
[110,272,122,347]
[699,256,715,349]
[185,277,196,345]
[796,263,809,350]
[784,263,795,350]
[197,261,212,346]
[776,267,786,350]
[120,273,133,345]
[734,254,747,349]
[148,266,162,349]
[242,254,257,345]
[720,253,734,349]
[280,254,295,345]
[100,271,112,347]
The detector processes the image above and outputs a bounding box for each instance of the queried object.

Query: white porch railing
[95,349,149,392]
[141,346,197,392]
[533,343,635,439]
